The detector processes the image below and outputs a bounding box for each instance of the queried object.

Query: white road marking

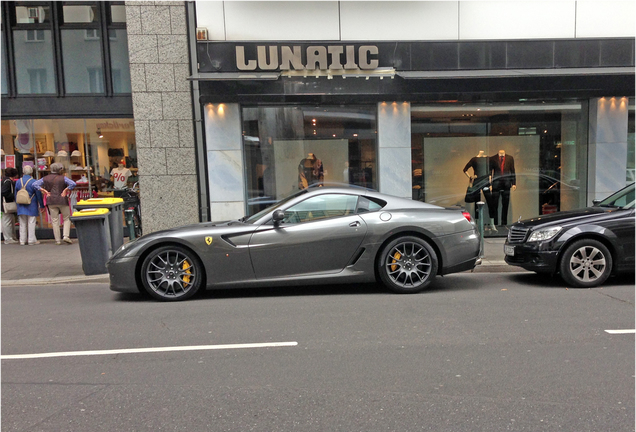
[1,341,298,360]
[604,329,636,334]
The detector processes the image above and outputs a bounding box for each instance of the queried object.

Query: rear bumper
[439,230,481,275]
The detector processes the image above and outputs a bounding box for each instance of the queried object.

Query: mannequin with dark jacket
[489,150,516,226]
[463,150,497,230]
[298,153,324,189]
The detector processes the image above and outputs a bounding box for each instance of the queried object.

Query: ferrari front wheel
[378,236,438,293]
[141,245,203,301]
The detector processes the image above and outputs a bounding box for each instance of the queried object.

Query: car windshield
[243,189,308,224]
[596,183,635,209]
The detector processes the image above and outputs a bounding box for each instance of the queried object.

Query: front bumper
[106,256,141,293]
[504,242,559,273]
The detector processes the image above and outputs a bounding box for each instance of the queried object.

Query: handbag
[3,197,17,213]
[464,179,481,203]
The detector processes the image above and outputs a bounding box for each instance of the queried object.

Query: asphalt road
[2,272,634,432]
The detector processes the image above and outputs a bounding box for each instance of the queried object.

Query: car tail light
[462,211,471,222]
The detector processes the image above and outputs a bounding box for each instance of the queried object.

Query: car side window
[283,194,359,224]
[356,196,385,213]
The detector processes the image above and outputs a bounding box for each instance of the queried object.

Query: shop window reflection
[241,106,377,216]
[411,102,588,236]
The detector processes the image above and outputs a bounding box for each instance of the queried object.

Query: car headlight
[527,226,562,242]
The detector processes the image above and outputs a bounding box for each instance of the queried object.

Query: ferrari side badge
[205,236,213,245]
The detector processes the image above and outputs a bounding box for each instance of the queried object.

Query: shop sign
[5,155,15,168]
[95,120,135,131]
[235,44,380,71]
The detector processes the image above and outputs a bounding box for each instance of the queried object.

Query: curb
[1,262,523,286]
[2,274,109,287]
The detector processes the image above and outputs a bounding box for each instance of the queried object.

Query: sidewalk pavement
[0,236,518,287]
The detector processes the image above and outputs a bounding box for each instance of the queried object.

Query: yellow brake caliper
[390,252,401,272]
[182,260,192,287]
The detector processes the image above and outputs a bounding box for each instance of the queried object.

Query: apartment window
[25,29,45,42]
[13,29,56,94]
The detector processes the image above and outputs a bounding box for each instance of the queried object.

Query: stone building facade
[125,1,198,233]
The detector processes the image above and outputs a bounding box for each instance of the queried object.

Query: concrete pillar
[377,102,412,199]
[587,97,629,204]
[125,1,198,233]
[203,103,246,221]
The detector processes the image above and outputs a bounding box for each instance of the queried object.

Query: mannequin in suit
[489,149,516,226]
[463,150,496,230]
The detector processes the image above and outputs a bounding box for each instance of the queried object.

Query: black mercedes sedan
[504,183,635,287]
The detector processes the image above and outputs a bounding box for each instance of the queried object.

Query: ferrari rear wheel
[378,236,438,293]
[141,246,203,301]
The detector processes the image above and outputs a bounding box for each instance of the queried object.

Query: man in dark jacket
[2,167,19,244]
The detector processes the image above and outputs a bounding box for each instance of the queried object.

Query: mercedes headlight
[527,226,562,242]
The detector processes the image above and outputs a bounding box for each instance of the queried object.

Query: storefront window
[62,29,104,94]
[411,101,588,235]
[13,29,56,94]
[1,118,137,229]
[243,106,377,216]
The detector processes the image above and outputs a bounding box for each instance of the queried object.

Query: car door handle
[349,221,361,227]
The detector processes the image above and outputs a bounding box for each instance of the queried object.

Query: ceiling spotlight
[97,128,103,138]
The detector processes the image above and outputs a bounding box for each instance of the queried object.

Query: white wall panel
[195,1,226,41]
[340,2,458,41]
[576,1,636,37]
[223,1,340,41]
[459,1,576,40]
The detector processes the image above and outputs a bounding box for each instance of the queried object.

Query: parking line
[0,341,298,360]
[604,330,636,334]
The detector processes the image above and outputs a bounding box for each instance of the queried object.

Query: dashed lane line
[604,329,635,334]
[1,342,298,360]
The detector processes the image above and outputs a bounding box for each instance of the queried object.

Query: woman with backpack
[15,165,44,245]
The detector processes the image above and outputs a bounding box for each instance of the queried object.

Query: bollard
[125,209,136,241]
[476,201,485,258]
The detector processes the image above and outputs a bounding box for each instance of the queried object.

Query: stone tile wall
[125,1,198,233]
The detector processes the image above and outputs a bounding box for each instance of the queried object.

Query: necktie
[500,156,505,174]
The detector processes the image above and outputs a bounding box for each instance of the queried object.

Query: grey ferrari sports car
[107,187,481,301]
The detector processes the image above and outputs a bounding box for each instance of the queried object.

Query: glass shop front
[1,118,137,231]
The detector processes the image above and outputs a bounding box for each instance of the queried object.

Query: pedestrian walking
[1,167,19,244]
[15,165,44,245]
[33,162,76,245]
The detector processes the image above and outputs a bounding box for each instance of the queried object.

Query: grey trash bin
[74,198,124,252]
[70,208,112,276]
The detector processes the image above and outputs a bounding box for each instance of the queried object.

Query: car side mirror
[272,209,285,225]
[592,199,601,206]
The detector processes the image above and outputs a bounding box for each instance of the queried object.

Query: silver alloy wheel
[568,245,607,283]
[384,241,432,288]
[145,249,197,299]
